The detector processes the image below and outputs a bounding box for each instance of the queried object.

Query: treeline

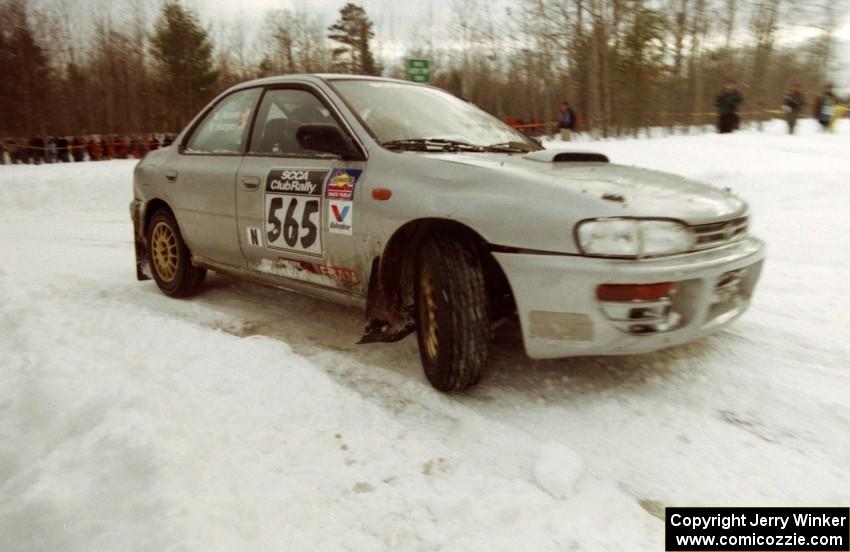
[0,0,841,137]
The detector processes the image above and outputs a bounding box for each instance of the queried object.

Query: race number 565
[266,195,322,255]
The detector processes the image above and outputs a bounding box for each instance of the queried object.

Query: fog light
[596,282,673,301]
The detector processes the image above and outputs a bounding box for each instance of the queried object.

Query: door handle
[165,170,178,183]
[240,176,260,191]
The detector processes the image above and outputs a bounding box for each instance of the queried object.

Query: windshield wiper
[382,138,536,154]
[381,138,486,152]
[485,141,538,153]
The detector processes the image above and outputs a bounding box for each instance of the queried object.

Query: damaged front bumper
[493,237,766,359]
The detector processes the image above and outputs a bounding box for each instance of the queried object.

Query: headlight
[575,218,694,258]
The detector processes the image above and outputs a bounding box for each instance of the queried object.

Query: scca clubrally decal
[265,169,328,256]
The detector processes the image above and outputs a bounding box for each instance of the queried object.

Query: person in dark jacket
[29,136,44,164]
[57,135,70,162]
[162,134,174,147]
[71,136,85,161]
[814,84,837,132]
[148,135,160,151]
[557,101,577,141]
[9,139,25,163]
[715,79,743,133]
[782,83,805,135]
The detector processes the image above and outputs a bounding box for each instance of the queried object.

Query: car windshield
[332,80,542,152]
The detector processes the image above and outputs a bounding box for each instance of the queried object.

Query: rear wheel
[415,235,490,391]
[147,209,206,298]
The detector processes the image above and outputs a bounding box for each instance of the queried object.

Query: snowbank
[1,119,848,550]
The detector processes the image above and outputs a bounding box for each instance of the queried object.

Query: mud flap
[135,238,152,281]
[358,257,415,344]
[131,201,152,281]
[358,317,415,344]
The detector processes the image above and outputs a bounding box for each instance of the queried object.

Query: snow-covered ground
[2,119,849,551]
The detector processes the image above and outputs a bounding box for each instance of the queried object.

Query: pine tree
[150,1,219,130]
[327,3,382,76]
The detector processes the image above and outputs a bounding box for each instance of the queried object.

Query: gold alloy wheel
[151,221,179,283]
[419,263,439,362]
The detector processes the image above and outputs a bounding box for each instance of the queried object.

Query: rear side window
[249,88,341,156]
[185,88,261,154]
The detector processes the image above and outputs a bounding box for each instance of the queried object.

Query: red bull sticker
[325,169,362,200]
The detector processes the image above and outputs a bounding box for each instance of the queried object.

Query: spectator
[557,101,577,141]
[714,79,743,134]
[148,135,160,151]
[814,84,837,133]
[10,139,25,164]
[29,136,44,164]
[47,136,58,163]
[87,137,102,161]
[782,83,805,135]
[71,136,85,162]
[163,134,174,147]
[0,137,6,165]
[113,135,128,159]
[129,137,145,159]
[57,135,70,162]
[16,139,29,164]
[8,139,16,163]
[100,136,111,160]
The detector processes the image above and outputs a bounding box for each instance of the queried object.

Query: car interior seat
[258,118,290,154]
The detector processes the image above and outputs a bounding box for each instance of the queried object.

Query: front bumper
[493,237,766,359]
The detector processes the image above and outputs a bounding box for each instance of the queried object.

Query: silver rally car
[132,74,766,391]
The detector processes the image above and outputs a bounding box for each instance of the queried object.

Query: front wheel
[415,236,490,391]
[147,209,206,298]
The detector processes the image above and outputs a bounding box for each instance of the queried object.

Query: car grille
[691,217,748,251]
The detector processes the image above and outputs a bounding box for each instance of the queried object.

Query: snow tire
[415,235,490,392]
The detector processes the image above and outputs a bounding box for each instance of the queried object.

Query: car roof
[231,74,419,90]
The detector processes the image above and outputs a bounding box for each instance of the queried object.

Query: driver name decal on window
[264,169,328,256]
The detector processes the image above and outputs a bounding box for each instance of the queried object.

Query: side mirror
[296,124,362,160]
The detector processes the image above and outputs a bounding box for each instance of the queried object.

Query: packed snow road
[2,119,849,551]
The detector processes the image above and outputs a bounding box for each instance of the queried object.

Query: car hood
[421,151,747,225]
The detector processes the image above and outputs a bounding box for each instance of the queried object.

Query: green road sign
[406,58,431,83]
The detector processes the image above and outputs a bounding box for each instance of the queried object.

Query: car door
[168,87,261,268]
[235,85,368,295]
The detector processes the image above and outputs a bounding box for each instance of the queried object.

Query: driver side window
[249,89,341,156]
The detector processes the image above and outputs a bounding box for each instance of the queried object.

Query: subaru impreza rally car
[131,74,765,391]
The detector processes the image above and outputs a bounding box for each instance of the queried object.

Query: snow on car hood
[423,151,748,225]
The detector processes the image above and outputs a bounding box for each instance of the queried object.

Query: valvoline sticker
[325,169,362,200]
